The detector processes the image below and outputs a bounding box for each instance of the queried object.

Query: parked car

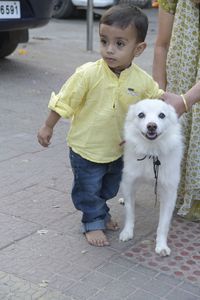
[53,0,117,19]
[52,0,150,19]
[0,0,54,58]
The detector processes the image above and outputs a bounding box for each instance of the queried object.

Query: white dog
[119,99,183,256]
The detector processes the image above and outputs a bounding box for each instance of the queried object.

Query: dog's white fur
[119,99,183,256]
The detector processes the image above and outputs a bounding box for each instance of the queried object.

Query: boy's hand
[37,125,53,147]
[37,110,61,147]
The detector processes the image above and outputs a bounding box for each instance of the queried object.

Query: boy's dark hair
[100,4,148,42]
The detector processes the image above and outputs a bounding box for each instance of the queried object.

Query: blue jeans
[69,148,123,232]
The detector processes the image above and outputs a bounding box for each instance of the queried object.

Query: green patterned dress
[159,0,200,220]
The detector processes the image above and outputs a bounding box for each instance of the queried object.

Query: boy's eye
[138,112,145,119]
[116,40,125,47]
[100,38,107,45]
[159,113,165,119]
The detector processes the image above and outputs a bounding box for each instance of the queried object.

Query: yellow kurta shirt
[48,59,164,163]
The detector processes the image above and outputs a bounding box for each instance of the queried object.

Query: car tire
[52,0,75,18]
[0,32,18,59]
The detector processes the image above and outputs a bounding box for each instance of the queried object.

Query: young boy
[37,4,165,247]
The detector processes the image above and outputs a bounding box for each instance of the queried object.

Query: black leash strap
[152,156,161,207]
[137,155,161,207]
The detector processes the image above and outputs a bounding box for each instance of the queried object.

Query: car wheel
[0,32,18,59]
[52,0,75,18]
[119,0,151,8]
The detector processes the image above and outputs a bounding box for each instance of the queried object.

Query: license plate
[0,1,21,19]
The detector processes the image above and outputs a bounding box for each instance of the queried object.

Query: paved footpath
[0,8,200,299]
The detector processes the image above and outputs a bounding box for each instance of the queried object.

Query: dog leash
[137,155,161,207]
[152,156,161,207]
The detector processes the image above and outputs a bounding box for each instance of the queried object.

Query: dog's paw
[119,228,133,242]
[155,244,171,257]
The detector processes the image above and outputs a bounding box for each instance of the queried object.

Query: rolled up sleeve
[48,70,87,119]
[48,92,74,118]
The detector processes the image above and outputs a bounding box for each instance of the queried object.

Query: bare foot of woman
[85,230,110,247]
[106,219,119,231]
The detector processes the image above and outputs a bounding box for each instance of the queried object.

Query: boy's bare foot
[85,230,110,247]
[106,219,119,231]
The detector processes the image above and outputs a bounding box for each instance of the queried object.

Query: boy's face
[99,24,146,73]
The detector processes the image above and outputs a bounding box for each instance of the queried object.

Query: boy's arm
[37,110,61,147]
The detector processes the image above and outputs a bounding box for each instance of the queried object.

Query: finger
[43,139,51,147]
[38,137,49,147]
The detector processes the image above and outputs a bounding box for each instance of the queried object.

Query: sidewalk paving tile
[122,216,200,286]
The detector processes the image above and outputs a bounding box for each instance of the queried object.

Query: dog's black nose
[147,122,157,132]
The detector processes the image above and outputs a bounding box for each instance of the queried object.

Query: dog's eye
[138,112,145,119]
[159,113,165,119]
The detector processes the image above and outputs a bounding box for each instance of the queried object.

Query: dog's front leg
[155,188,177,256]
[119,175,135,242]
